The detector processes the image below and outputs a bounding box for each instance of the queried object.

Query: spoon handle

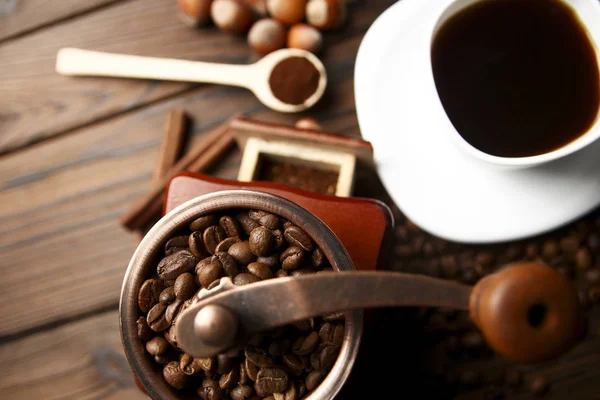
[56,48,254,87]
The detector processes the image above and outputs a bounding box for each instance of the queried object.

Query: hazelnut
[248,18,287,54]
[287,23,323,54]
[267,0,307,25]
[306,0,346,30]
[211,0,254,34]
[176,0,213,26]
[295,118,321,130]
[245,0,268,16]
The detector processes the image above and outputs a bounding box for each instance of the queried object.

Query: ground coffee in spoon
[269,57,321,105]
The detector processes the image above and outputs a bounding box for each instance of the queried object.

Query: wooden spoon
[55,47,327,113]
[176,262,582,364]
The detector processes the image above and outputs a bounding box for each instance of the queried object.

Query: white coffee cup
[428,0,600,169]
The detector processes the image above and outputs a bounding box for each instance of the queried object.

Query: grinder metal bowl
[120,190,363,400]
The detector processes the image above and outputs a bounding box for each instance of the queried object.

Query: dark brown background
[0,0,599,399]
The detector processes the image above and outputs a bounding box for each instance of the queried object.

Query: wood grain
[0,0,386,153]
[0,0,121,42]
[0,310,147,400]
[0,75,358,338]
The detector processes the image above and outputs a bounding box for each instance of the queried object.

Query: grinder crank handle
[175,262,582,364]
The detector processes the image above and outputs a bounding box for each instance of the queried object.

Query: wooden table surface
[1,1,599,399]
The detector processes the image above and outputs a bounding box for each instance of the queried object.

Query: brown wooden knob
[469,262,582,364]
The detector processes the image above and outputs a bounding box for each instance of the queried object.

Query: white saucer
[355,0,600,244]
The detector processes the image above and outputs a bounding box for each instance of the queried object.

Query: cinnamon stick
[152,109,187,185]
[121,118,236,232]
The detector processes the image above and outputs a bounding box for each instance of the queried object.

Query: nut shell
[177,0,213,26]
[248,18,287,54]
[267,0,307,25]
[287,23,323,54]
[211,0,254,34]
[306,0,346,30]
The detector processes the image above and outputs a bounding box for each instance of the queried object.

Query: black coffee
[432,0,600,158]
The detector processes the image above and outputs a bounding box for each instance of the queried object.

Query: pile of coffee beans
[389,204,600,398]
[136,209,344,399]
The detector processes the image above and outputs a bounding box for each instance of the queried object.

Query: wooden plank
[0,310,147,400]
[0,0,121,42]
[0,73,358,337]
[0,0,389,153]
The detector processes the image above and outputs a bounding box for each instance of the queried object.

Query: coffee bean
[459,369,480,386]
[189,231,208,258]
[475,251,494,269]
[190,215,218,232]
[323,312,344,322]
[441,255,458,278]
[282,353,308,374]
[204,226,227,255]
[396,244,414,258]
[254,382,270,398]
[250,227,275,256]
[588,233,600,251]
[239,361,250,385]
[159,287,176,305]
[504,244,522,261]
[248,262,274,280]
[275,269,288,278]
[245,358,259,381]
[213,353,233,375]
[207,279,221,290]
[146,336,168,356]
[198,261,224,288]
[311,248,325,268]
[576,247,592,270]
[138,278,164,313]
[234,273,262,286]
[259,214,281,230]
[560,236,580,254]
[318,323,344,346]
[180,354,204,375]
[137,317,152,341]
[196,357,215,373]
[284,226,314,251]
[248,334,265,347]
[165,299,184,324]
[310,343,339,371]
[268,339,291,356]
[165,235,190,255]
[257,254,280,268]
[505,370,522,387]
[271,229,285,250]
[157,251,198,282]
[219,365,239,389]
[215,237,241,253]
[305,370,325,391]
[292,332,319,355]
[589,286,600,304]
[237,212,261,235]
[530,375,549,396]
[217,215,241,238]
[248,210,269,220]
[195,256,213,275]
[154,354,171,365]
[280,247,305,271]
[174,272,197,300]
[163,361,188,389]
[164,324,179,349]
[228,241,256,264]
[461,331,484,350]
[199,377,224,400]
[244,347,274,368]
[541,240,558,260]
[148,303,170,332]
[213,252,239,277]
[256,368,289,394]
[231,385,254,400]
[585,269,600,284]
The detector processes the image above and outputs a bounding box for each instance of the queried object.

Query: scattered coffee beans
[136,209,344,398]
